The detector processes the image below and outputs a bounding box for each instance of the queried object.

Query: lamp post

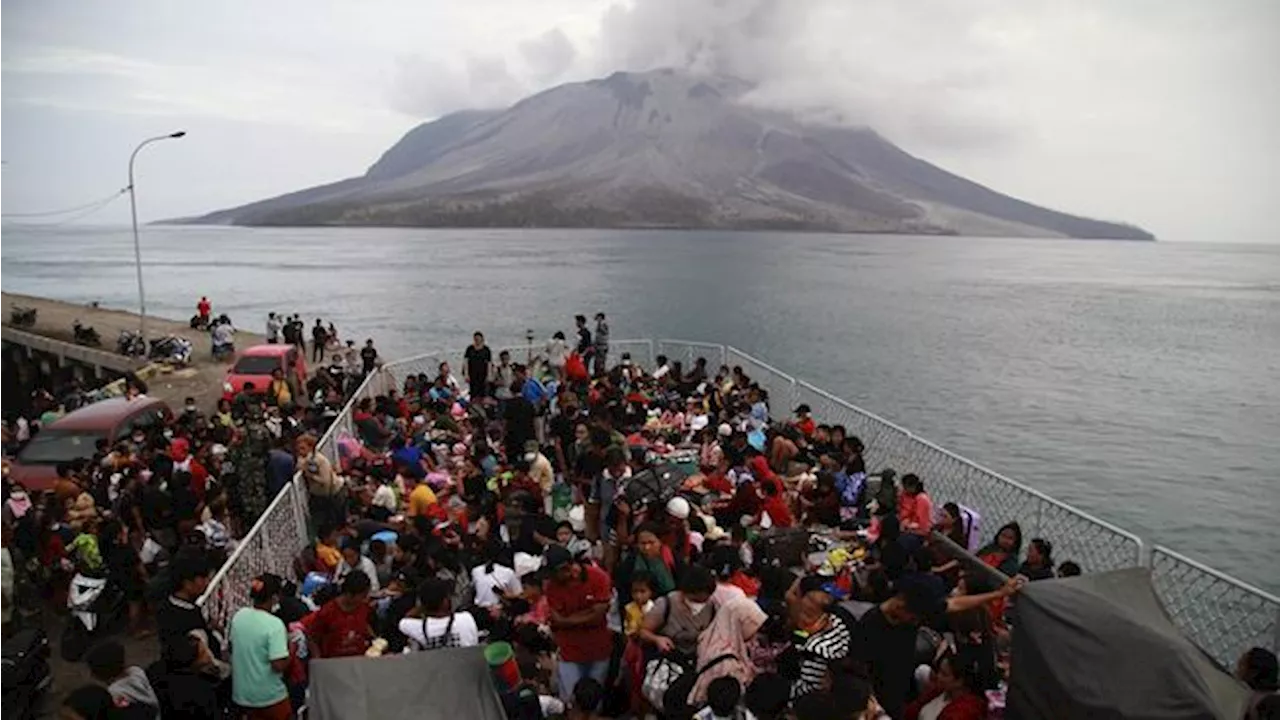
[128,130,186,343]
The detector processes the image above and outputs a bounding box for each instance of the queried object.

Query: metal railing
[1150,545,1280,667]
[198,338,1278,666]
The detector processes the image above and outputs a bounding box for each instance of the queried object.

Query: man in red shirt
[542,545,614,701]
[197,296,211,322]
[303,572,373,658]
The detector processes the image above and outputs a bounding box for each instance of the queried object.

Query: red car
[9,396,172,492]
[223,344,308,400]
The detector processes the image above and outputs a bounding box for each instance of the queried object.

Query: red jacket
[904,688,988,720]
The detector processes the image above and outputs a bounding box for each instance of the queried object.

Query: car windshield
[232,355,281,375]
[17,429,107,465]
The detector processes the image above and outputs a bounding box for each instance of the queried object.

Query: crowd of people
[3,313,1277,720]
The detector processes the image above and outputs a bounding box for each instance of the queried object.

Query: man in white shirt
[399,577,479,650]
[265,312,283,344]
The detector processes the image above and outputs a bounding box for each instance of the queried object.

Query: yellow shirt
[624,601,652,636]
[407,483,438,517]
[315,541,341,570]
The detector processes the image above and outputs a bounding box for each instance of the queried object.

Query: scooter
[117,330,147,357]
[9,306,37,327]
[150,335,194,365]
[72,321,102,347]
[212,340,235,361]
[189,313,210,331]
[2,629,51,720]
[61,573,125,661]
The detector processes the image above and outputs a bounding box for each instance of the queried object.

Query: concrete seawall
[2,292,265,408]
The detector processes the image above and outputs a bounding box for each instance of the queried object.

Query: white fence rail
[198,338,1277,666]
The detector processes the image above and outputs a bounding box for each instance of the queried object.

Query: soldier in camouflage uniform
[229,404,274,527]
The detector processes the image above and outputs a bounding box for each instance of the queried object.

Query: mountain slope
[180,70,1152,239]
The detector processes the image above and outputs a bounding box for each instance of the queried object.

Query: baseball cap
[249,573,284,603]
[543,545,573,572]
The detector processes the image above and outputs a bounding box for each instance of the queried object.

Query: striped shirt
[791,611,852,697]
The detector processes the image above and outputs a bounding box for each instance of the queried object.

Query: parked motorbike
[1,629,51,720]
[117,330,147,357]
[72,321,102,347]
[9,306,37,327]
[212,340,236,361]
[61,573,124,661]
[189,313,210,331]
[149,335,194,365]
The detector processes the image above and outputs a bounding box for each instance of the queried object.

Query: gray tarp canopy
[308,647,507,720]
[1009,567,1251,720]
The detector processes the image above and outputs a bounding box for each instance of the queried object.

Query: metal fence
[1150,545,1280,667]
[198,338,1277,666]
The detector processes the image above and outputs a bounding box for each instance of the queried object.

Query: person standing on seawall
[266,312,283,344]
[593,313,610,377]
[464,331,493,401]
[311,319,328,363]
[196,296,211,325]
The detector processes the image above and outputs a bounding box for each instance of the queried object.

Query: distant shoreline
[155,219,1156,242]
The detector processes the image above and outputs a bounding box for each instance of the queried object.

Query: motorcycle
[1,629,51,720]
[117,330,147,357]
[212,340,235,361]
[72,321,102,347]
[61,573,125,661]
[150,335,194,365]
[9,306,37,327]
[189,313,210,331]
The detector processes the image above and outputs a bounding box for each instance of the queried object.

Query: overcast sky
[2,0,1277,241]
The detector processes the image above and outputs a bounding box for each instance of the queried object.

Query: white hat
[666,496,691,520]
[717,423,733,437]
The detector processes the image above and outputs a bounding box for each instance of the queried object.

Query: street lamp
[128,130,186,343]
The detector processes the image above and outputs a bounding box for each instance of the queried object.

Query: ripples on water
[4,225,1278,590]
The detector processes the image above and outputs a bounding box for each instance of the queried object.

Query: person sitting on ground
[1017,538,1055,581]
[1056,560,1082,578]
[1237,647,1280,720]
[61,684,154,720]
[400,576,480,650]
[695,676,753,720]
[903,654,989,720]
[85,640,160,719]
[151,635,221,720]
[334,536,381,592]
[975,522,1022,578]
[568,677,605,720]
[897,473,933,538]
[303,570,374,658]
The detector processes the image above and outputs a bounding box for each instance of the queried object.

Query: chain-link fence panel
[1151,546,1280,667]
[197,479,308,639]
[656,340,726,375]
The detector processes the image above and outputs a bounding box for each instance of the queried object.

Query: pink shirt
[898,491,934,535]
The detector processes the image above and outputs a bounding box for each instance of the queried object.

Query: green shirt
[229,607,289,708]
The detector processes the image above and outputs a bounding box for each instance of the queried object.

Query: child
[623,572,655,637]
[556,520,593,560]
[514,571,550,627]
[695,676,754,720]
[314,525,342,572]
[568,677,604,720]
[85,640,160,718]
